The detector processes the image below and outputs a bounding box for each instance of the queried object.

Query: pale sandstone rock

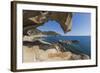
[23,46,37,62]
[81,54,90,59]
[71,54,81,60]
[62,52,72,60]
[23,45,89,62]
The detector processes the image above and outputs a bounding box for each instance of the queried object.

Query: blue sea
[41,36,91,56]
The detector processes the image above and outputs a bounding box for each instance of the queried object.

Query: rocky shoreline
[23,29,90,62]
[23,39,90,62]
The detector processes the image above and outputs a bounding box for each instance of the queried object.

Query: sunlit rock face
[22,33,90,63]
[23,44,90,63]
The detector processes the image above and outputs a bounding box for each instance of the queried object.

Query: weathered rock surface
[23,45,90,63]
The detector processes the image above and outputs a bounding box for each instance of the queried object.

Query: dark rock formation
[23,10,72,34]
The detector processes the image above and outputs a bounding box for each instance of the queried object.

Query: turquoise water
[42,36,91,56]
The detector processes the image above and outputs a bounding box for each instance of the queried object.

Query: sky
[37,12,91,36]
